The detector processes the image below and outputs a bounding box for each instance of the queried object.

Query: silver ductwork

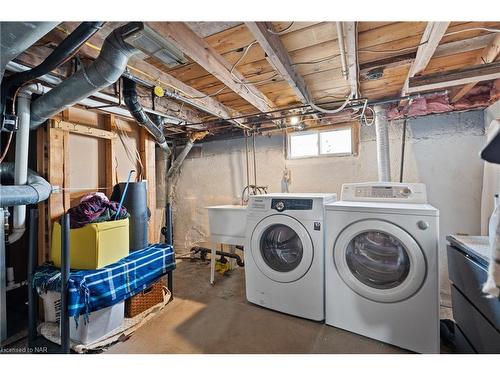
[374,105,391,182]
[0,22,58,83]
[30,22,143,129]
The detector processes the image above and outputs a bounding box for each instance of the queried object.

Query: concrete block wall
[168,110,486,296]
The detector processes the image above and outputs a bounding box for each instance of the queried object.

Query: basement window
[288,126,355,159]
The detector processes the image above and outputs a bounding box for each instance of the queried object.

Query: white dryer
[325,182,440,353]
[245,193,336,321]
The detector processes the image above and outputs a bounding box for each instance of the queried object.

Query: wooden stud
[36,126,48,264]
[450,34,500,102]
[402,22,450,95]
[51,120,117,140]
[139,129,158,244]
[62,131,70,212]
[47,122,65,255]
[104,114,117,197]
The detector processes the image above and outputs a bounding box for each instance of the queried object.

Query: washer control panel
[341,182,427,203]
[271,198,313,212]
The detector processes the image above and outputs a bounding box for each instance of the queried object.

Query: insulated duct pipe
[0,22,59,83]
[166,140,194,179]
[374,105,391,182]
[30,22,143,129]
[0,163,52,207]
[1,22,104,116]
[122,76,170,153]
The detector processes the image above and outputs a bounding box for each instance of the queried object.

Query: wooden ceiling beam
[48,23,244,126]
[407,61,500,93]
[402,22,450,95]
[245,22,312,104]
[450,33,500,102]
[147,22,275,113]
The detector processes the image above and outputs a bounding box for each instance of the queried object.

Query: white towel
[484,203,500,297]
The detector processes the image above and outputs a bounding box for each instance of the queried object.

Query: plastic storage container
[51,218,129,270]
[40,291,125,345]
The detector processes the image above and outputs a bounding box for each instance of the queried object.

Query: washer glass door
[251,215,313,283]
[334,219,426,303]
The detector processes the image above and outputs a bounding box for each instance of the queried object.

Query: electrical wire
[267,22,295,35]
[358,27,500,55]
[0,131,14,163]
[444,27,500,36]
[114,120,144,180]
[291,53,340,65]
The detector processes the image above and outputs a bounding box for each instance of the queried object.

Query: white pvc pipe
[374,105,391,182]
[336,22,348,80]
[8,92,32,244]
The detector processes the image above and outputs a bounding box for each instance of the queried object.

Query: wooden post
[48,121,66,254]
[104,114,117,197]
[36,126,48,264]
[139,129,158,244]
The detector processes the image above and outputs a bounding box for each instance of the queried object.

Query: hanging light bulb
[289,115,300,126]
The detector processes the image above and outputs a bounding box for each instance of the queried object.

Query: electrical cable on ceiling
[358,27,500,55]
[267,22,295,35]
[444,27,500,36]
[292,53,340,65]
[308,92,355,114]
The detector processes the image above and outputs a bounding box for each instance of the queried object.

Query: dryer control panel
[271,198,313,212]
[341,182,427,203]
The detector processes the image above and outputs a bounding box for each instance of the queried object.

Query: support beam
[450,34,500,102]
[245,22,312,104]
[344,22,360,98]
[147,22,275,113]
[407,61,500,93]
[402,22,450,95]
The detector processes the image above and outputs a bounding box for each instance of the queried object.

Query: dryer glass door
[251,215,314,283]
[346,231,410,290]
[334,219,426,303]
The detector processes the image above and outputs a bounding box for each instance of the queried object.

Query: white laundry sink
[206,205,247,245]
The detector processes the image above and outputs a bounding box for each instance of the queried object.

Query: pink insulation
[386,80,499,120]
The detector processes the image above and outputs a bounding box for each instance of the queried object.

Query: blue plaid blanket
[33,243,175,322]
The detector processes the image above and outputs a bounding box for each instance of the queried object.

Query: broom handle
[115,169,136,220]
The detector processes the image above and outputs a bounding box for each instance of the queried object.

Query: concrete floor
[106,260,408,354]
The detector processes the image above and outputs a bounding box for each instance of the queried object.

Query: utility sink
[206,205,247,245]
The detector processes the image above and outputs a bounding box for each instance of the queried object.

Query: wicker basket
[125,278,166,318]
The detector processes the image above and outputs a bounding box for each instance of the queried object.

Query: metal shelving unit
[26,209,174,354]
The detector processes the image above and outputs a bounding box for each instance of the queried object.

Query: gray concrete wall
[170,110,486,295]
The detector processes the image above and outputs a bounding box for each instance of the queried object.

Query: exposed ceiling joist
[402,22,450,95]
[407,61,500,93]
[50,24,242,126]
[245,22,312,104]
[147,22,275,113]
[450,33,500,102]
[343,22,359,98]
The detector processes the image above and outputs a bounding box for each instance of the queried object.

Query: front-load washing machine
[245,193,336,321]
[325,182,440,353]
